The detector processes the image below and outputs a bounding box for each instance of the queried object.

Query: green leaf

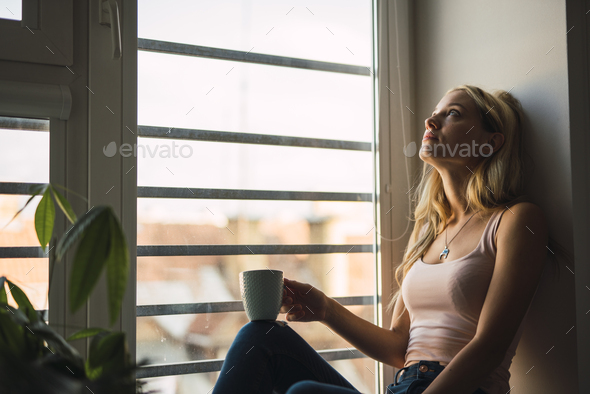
[85,362,103,381]
[0,313,26,359]
[0,276,6,304]
[52,183,88,203]
[29,320,84,370]
[2,184,48,230]
[29,183,49,196]
[0,282,40,361]
[67,327,109,342]
[87,331,110,379]
[6,280,39,323]
[106,211,129,325]
[1,304,30,326]
[69,209,111,314]
[56,206,108,262]
[49,185,77,224]
[87,331,126,372]
[34,187,55,250]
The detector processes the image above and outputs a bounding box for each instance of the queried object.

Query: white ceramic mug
[239,269,284,321]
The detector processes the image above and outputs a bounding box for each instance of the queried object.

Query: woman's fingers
[283,278,305,295]
[287,308,305,321]
[284,283,296,296]
[281,303,302,314]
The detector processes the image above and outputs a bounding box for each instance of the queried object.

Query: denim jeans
[213,321,488,394]
[385,360,488,394]
[212,320,360,394]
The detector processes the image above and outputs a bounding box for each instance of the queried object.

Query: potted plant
[0,183,150,394]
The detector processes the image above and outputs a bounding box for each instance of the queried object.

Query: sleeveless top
[401,199,536,394]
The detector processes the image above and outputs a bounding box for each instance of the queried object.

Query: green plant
[0,183,149,394]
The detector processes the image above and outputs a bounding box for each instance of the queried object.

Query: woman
[212,85,551,394]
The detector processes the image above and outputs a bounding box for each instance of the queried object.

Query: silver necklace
[439,211,480,260]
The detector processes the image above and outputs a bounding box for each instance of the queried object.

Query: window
[0,116,51,320]
[135,1,378,393]
[0,0,73,66]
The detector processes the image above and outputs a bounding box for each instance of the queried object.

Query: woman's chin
[419,147,435,162]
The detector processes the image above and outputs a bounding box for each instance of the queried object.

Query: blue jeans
[213,321,488,394]
[386,360,488,394]
[212,320,360,394]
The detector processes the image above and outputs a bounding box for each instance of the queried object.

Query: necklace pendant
[439,246,449,260]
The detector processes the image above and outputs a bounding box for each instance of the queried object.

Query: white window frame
[375,0,418,389]
[0,0,137,360]
[0,0,74,66]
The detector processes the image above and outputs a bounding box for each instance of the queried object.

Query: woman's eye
[449,109,460,116]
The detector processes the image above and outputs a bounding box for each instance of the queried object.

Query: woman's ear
[488,132,505,152]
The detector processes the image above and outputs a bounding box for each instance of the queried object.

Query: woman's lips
[423,130,438,141]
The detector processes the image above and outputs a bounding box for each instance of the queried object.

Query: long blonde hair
[387,84,571,320]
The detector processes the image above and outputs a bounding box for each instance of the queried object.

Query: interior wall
[412,1,577,393]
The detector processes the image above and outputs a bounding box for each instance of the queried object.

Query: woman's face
[419,90,503,168]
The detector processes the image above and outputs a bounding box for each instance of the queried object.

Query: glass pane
[0,195,44,246]
[137,0,376,391]
[0,128,49,182]
[138,360,375,394]
[137,252,374,305]
[330,358,376,393]
[0,119,50,312]
[0,0,22,21]
[138,52,373,141]
[138,199,374,248]
[136,139,372,192]
[138,0,372,66]
[0,258,48,310]
[139,372,219,394]
[137,306,375,389]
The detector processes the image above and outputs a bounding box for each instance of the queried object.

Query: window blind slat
[136,296,374,316]
[138,125,372,152]
[138,38,371,76]
[135,348,366,378]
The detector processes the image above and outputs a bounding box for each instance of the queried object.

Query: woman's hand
[280,278,331,323]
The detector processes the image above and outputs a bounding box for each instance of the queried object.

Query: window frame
[374,0,418,388]
[0,0,74,66]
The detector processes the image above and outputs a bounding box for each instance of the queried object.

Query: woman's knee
[286,380,319,394]
[236,320,277,338]
[234,321,290,346]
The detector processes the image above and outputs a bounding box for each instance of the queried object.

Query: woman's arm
[323,294,410,369]
[281,278,410,369]
[422,202,548,394]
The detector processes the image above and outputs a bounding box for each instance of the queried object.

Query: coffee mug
[239,269,284,321]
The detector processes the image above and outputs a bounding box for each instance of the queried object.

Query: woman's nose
[425,116,437,131]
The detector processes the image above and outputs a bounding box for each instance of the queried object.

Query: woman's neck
[439,167,474,223]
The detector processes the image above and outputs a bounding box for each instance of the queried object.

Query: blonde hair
[387,84,571,321]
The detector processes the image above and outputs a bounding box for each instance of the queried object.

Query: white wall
[412,1,578,392]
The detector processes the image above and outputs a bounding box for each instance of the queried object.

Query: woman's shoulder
[501,195,544,218]
[487,195,539,217]
[494,197,547,248]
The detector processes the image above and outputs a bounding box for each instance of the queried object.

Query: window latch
[99,0,122,59]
